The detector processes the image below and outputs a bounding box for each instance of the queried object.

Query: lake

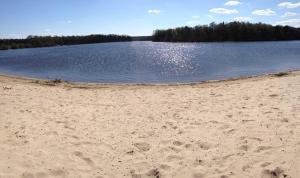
[0,41,300,83]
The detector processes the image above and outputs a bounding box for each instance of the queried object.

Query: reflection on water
[0,41,299,83]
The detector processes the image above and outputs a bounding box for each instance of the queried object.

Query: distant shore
[0,70,299,177]
[1,21,300,50]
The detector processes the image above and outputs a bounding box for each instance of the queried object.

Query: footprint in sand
[72,151,95,167]
[133,142,151,152]
[255,146,272,153]
[269,94,278,98]
[239,145,250,151]
[159,164,172,171]
[260,162,272,167]
[225,128,236,134]
[173,141,184,146]
[193,158,204,167]
[193,173,205,178]
[281,118,289,123]
[261,167,291,178]
[35,172,48,178]
[196,141,211,150]
[3,86,12,90]
[49,168,67,177]
[22,172,35,178]
[166,154,183,162]
[168,146,182,153]
[130,168,161,178]
[45,131,58,137]
[184,143,193,149]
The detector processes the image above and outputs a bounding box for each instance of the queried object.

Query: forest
[152,22,300,42]
[0,34,132,50]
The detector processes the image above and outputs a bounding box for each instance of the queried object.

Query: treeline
[2,22,300,50]
[131,36,153,41]
[153,22,300,42]
[0,34,132,50]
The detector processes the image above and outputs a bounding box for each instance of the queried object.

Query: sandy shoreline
[0,71,299,178]
[0,70,299,87]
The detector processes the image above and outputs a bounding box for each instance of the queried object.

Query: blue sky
[0,0,300,38]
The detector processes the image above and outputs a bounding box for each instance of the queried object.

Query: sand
[0,71,299,178]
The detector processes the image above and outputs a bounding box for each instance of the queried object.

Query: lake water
[0,41,300,83]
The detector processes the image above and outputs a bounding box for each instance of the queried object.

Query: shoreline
[0,70,299,88]
[1,69,299,177]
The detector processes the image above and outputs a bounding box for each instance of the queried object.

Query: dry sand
[0,71,299,178]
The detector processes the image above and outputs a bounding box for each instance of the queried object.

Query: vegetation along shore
[1,22,300,50]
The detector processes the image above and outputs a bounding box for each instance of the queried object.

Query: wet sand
[0,71,299,178]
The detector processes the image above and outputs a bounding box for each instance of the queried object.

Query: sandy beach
[0,71,299,178]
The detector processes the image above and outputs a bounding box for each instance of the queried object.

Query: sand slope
[0,72,299,178]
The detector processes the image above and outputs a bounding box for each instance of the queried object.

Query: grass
[274,72,289,77]
[52,79,63,84]
[42,79,64,86]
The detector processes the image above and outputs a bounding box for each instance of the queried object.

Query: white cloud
[233,16,252,21]
[281,12,299,17]
[210,8,239,14]
[252,9,276,16]
[44,29,51,32]
[278,2,300,9]
[225,1,242,6]
[186,20,200,26]
[192,15,200,19]
[148,9,161,14]
[67,20,72,24]
[276,18,300,27]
